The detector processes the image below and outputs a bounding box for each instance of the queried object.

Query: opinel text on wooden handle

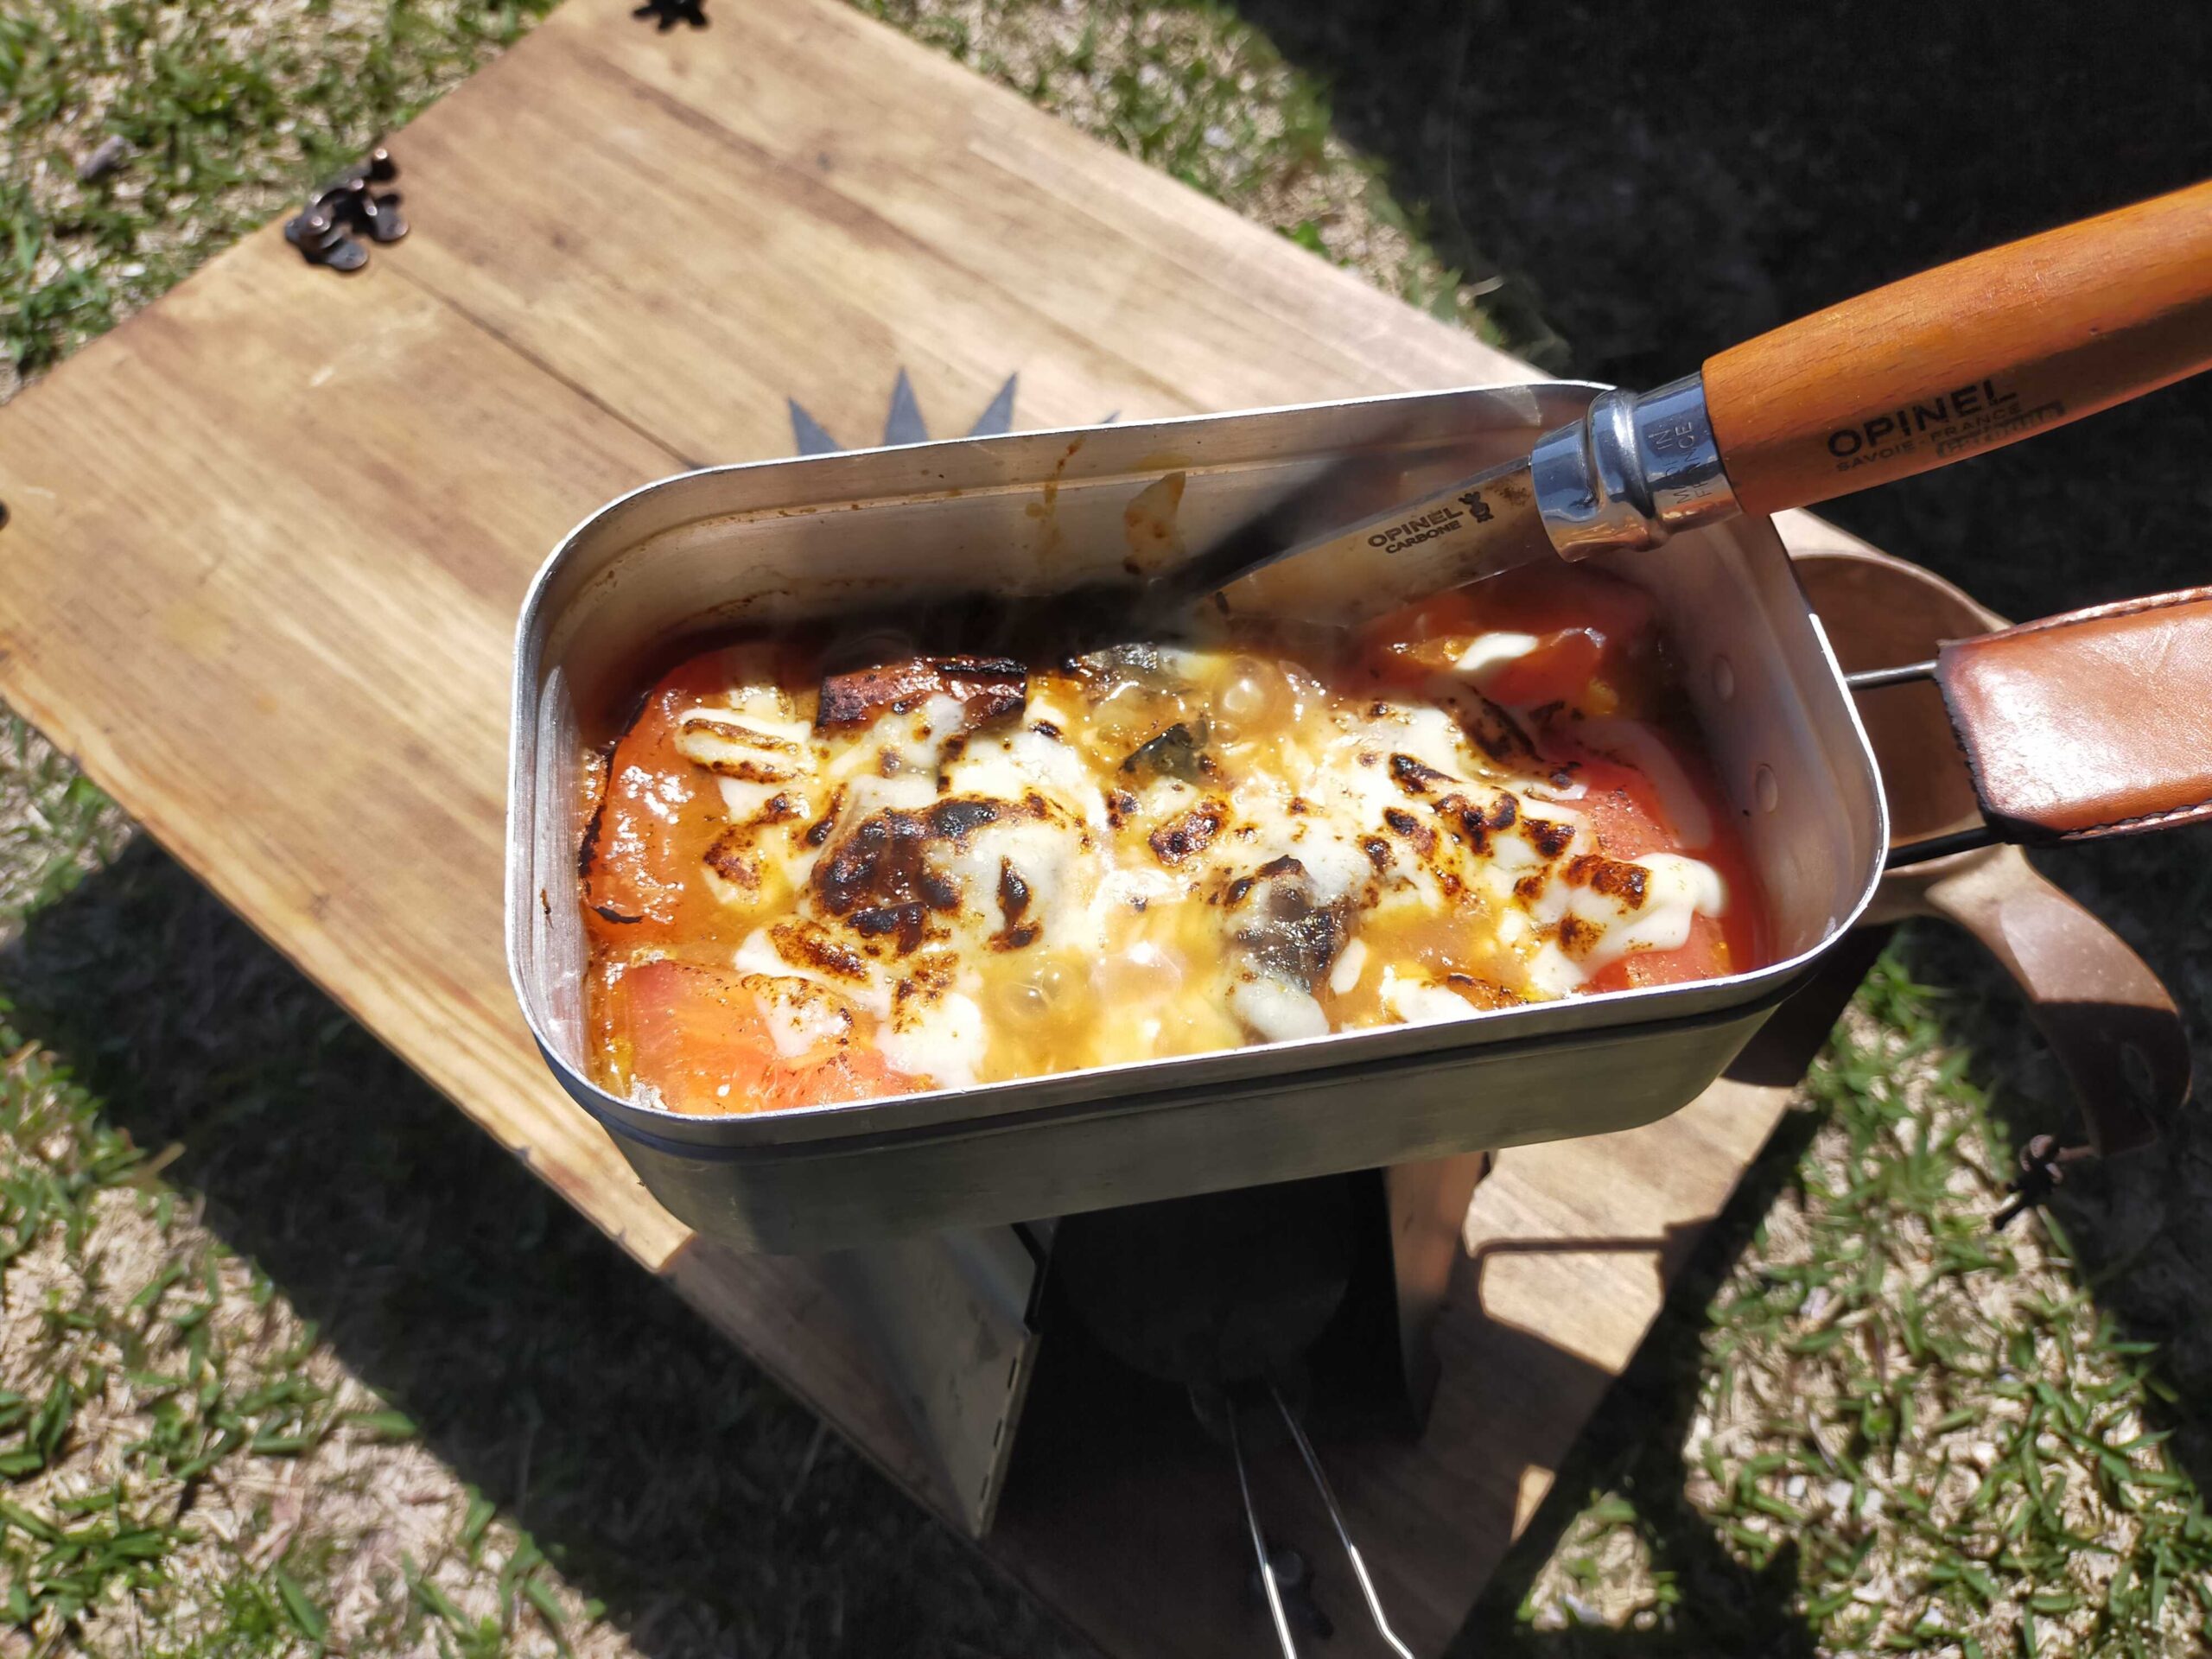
[1701,180,2212,515]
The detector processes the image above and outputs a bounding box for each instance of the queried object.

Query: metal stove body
[828,1154,1489,1541]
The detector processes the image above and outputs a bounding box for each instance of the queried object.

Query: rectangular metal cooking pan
[507,382,1887,1252]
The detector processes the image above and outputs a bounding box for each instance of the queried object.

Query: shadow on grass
[1438,936,1891,1657]
[0,839,1088,1659]
[1449,1109,1830,1658]
[1229,4,2212,612]
[1451,913,2209,1654]
[1885,918,2212,1482]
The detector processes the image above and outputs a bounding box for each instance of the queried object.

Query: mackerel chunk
[1226,855,1350,993]
[816,654,1027,732]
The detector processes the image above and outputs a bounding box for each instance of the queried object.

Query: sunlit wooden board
[0,0,1886,1650]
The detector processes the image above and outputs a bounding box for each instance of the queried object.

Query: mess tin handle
[1811,551,2198,1168]
[1874,584,2211,1154]
[1704,179,2212,515]
[1936,585,2212,843]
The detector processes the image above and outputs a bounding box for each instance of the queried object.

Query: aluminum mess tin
[507,382,1888,1253]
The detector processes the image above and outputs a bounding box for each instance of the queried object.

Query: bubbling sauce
[579,563,1763,1114]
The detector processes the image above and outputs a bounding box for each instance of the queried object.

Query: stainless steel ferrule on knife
[1199,382,1745,624]
[1527,375,1738,557]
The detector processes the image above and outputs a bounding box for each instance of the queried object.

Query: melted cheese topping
[581,577,1756,1111]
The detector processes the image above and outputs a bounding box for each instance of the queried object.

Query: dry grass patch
[0,1013,626,1658]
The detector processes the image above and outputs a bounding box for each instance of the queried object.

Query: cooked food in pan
[578,564,1761,1114]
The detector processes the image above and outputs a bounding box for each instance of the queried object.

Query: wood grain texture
[1706,179,2212,513]
[379,0,1532,466]
[0,0,1886,1650]
[0,238,695,1267]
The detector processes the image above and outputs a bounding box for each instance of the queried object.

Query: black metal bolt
[284,143,407,271]
[633,0,708,27]
[1993,1133,2091,1230]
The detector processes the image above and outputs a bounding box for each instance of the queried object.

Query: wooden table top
[0,1,1880,1649]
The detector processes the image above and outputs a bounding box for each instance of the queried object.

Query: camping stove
[821,1154,1486,1649]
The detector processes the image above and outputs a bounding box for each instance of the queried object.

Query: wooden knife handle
[1702,180,2212,515]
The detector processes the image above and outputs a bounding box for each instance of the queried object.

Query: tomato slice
[613,958,920,1114]
[1555,752,1672,860]
[1583,922,1731,992]
[1483,561,1656,647]
[1357,563,1656,709]
[1357,590,1486,684]
[582,652,755,945]
[1483,628,1605,707]
[1552,746,1760,991]
[1358,563,1758,991]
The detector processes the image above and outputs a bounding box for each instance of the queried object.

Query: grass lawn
[4,2,2210,1656]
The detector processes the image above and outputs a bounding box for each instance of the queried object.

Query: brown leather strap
[1937,586,2212,841]
[1904,848,2180,1156]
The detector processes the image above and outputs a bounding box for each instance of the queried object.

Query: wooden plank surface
[0,0,1883,1650]
[0,241,694,1266]
[383,0,1529,458]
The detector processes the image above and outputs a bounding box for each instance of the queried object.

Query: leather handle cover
[1937,586,2212,842]
[1702,180,2212,514]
